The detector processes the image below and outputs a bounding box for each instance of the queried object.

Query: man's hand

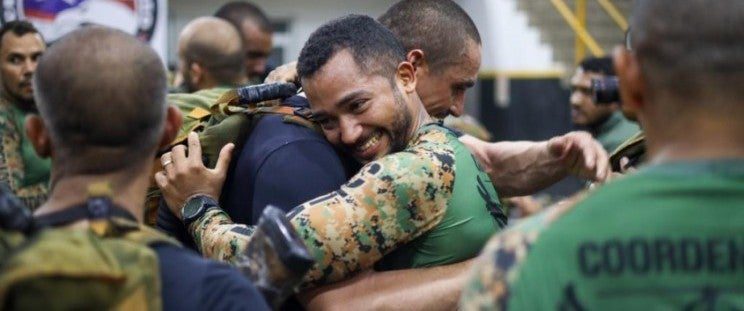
[154,132,234,219]
[264,61,298,84]
[547,131,610,182]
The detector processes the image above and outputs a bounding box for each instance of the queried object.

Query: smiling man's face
[303,49,414,163]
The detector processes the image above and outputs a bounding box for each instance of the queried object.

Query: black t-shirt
[154,243,270,310]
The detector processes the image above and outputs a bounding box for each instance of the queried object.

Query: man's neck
[0,90,35,112]
[408,97,434,140]
[589,111,619,135]
[34,167,151,223]
[647,115,744,164]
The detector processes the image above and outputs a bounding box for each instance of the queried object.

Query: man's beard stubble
[388,86,413,154]
[2,78,36,112]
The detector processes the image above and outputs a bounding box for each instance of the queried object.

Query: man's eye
[8,56,21,64]
[315,117,337,129]
[350,100,366,113]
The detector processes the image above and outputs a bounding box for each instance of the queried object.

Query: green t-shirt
[594,111,640,154]
[462,159,744,310]
[376,125,505,270]
[9,105,50,187]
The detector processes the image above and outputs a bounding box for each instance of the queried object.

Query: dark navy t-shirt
[154,243,269,310]
[157,96,358,247]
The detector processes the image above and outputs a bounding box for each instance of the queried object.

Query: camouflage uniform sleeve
[460,195,585,310]
[290,149,454,287]
[187,208,253,264]
[0,106,48,210]
[188,147,455,288]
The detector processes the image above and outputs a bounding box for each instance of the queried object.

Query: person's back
[158,94,357,250]
[154,243,268,310]
[461,1,744,309]
[463,161,743,309]
[221,95,357,224]
[23,26,269,310]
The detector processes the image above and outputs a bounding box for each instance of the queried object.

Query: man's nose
[570,91,583,107]
[23,59,37,75]
[339,116,362,146]
[449,96,465,117]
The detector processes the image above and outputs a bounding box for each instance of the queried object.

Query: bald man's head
[178,17,245,91]
[34,26,167,173]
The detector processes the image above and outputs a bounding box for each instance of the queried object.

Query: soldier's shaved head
[379,0,480,72]
[34,26,167,174]
[631,0,744,105]
[178,16,245,87]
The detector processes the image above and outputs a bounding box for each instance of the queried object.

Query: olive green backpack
[0,188,180,310]
[145,86,317,225]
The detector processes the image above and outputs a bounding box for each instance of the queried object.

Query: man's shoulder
[242,113,329,162]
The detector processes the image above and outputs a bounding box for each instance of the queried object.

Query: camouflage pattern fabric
[460,194,585,310]
[0,97,48,210]
[188,123,457,288]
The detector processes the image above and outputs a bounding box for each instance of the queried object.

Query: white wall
[167,0,396,65]
[460,0,558,72]
[167,0,558,72]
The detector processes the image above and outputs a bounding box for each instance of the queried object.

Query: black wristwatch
[181,195,219,226]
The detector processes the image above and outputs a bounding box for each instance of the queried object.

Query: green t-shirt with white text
[462,159,744,310]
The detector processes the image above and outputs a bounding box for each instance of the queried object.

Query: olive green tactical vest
[0,217,179,310]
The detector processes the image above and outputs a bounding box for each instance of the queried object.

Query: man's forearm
[188,208,253,264]
[301,259,473,311]
[461,136,565,197]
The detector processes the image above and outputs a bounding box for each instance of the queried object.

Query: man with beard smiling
[156,14,504,289]
[0,21,49,209]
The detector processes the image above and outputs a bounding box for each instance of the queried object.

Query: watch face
[182,197,204,220]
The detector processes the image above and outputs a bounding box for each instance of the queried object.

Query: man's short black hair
[34,27,167,173]
[214,1,272,33]
[579,57,615,76]
[0,20,42,47]
[631,0,744,102]
[379,0,480,72]
[297,14,406,81]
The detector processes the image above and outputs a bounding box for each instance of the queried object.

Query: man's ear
[158,106,183,150]
[614,47,645,116]
[406,49,425,69]
[396,60,417,93]
[25,115,52,158]
[189,62,203,87]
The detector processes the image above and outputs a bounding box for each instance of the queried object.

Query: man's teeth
[358,132,381,152]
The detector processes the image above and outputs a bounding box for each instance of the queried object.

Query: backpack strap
[248,105,321,133]
[31,182,180,247]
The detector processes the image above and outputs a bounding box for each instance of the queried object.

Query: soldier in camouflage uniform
[461,1,744,309]
[0,21,48,209]
[157,15,505,289]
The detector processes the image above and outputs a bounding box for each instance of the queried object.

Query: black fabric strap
[33,197,137,230]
